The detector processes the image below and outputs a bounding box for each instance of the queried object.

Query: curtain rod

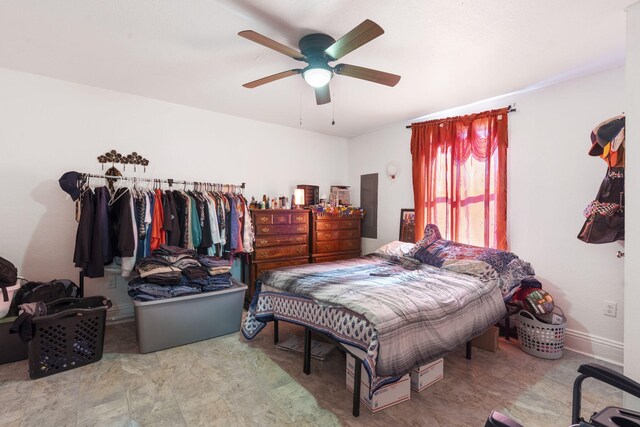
[82,173,245,189]
[404,104,517,129]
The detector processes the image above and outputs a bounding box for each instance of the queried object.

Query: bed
[242,227,535,416]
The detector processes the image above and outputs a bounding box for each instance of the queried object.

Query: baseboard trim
[564,328,624,366]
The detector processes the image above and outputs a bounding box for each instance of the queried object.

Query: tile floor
[0,319,623,427]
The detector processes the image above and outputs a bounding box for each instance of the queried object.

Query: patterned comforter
[242,253,506,394]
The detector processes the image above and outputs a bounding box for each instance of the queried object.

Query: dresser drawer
[291,212,309,224]
[339,239,360,252]
[254,213,274,225]
[339,229,360,239]
[316,231,340,241]
[316,220,339,231]
[255,224,308,235]
[255,234,307,248]
[339,220,360,229]
[254,244,308,260]
[272,213,291,224]
[315,241,340,254]
[253,212,292,225]
[256,259,308,276]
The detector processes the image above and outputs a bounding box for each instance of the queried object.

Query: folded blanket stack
[128,245,232,301]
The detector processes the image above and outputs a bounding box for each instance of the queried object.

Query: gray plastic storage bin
[133,279,247,353]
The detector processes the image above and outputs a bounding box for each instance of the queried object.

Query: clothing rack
[81,173,245,193]
[404,104,517,129]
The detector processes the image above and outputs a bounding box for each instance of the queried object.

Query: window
[410,108,508,249]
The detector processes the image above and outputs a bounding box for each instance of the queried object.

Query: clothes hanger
[108,176,129,206]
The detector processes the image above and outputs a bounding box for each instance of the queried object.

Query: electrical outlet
[603,300,617,317]
[108,276,117,289]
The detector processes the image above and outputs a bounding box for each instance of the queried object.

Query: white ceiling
[0,1,634,138]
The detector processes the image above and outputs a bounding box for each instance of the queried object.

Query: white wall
[0,67,348,319]
[624,1,640,409]
[348,67,626,364]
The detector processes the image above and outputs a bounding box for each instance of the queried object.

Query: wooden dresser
[248,209,309,301]
[310,212,362,263]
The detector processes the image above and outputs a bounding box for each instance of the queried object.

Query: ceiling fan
[238,19,401,105]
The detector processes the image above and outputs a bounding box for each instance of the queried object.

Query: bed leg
[273,319,279,344]
[466,341,472,360]
[505,314,511,341]
[303,328,311,375]
[352,357,362,417]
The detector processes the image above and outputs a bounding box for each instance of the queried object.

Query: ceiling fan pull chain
[299,78,303,126]
[332,88,336,126]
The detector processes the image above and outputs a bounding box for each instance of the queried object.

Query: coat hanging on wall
[578,115,625,244]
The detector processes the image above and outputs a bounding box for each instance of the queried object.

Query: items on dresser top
[248,209,310,301]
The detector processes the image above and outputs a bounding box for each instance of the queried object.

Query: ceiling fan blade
[315,85,331,105]
[242,69,302,88]
[238,30,306,61]
[324,19,384,60]
[334,64,401,87]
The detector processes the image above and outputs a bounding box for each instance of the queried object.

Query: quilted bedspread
[242,253,506,392]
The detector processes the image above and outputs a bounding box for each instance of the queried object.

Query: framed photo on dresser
[399,209,416,243]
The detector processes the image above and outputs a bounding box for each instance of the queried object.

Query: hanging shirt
[150,189,165,251]
[240,195,254,253]
[121,192,138,277]
[224,194,238,253]
[144,191,155,257]
[198,193,214,250]
[234,195,244,253]
[189,194,202,249]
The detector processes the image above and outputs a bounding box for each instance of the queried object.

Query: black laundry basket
[28,296,111,379]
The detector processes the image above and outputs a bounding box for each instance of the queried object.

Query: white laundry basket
[0,283,20,319]
[516,309,566,360]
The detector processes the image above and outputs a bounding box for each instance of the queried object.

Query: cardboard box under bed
[133,279,247,353]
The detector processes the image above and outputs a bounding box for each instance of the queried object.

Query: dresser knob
[324,233,332,239]
[297,227,305,232]
[296,248,303,253]
[259,239,268,245]
[260,217,269,223]
[262,227,270,232]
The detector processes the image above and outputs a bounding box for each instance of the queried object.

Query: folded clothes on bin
[129,246,234,301]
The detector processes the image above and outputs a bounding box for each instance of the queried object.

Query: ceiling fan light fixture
[302,67,332,88]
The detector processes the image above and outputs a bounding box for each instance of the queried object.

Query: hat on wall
[58,171,81,201]
[588,116,625,157]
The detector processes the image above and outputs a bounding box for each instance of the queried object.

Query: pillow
[407,224,442,257]
[374,241,417,257]
[413,236,517,273]
[410,223,536,298]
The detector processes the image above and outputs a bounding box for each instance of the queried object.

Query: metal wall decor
[97,150,150,172]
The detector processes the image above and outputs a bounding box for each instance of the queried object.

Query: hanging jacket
[86,186,111,278]
[165,190,181,247]
[73,189,94,272]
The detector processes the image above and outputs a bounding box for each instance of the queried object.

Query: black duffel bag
[0,257,18,303]
[8,279,79,317]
